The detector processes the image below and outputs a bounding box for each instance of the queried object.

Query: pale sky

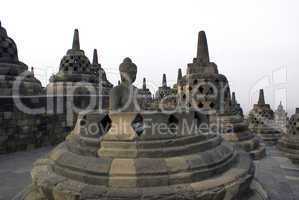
[1,0,299,114]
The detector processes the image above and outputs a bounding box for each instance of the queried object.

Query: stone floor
[254,145,299,200]
[0,145,299,200]
[0,146,53,200]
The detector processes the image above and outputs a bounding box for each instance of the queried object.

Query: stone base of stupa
[214,114,266,160]
[255,127,282,145]
[277,135,299,164]
[223,132,266,160]
[20,111,256,200]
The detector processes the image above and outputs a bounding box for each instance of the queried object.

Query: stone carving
[109,57,140,112]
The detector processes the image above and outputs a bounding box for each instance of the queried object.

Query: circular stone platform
[21,111,255,200]
[214,114,266,160]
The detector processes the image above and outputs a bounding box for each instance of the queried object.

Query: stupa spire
[72,29,80,50]
[258,89,265,105]
[143,78,146,90]
[296,108,299,114]
[92,49,98,65]
[177,68,182,84]
[196,31,210,63]
[162,73,167,87]
[232,92,236,104]
[31,67,34,76]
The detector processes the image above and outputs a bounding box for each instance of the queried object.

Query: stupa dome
[0,21,18,64]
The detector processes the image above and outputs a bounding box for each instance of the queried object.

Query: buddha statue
[109,57,140,112]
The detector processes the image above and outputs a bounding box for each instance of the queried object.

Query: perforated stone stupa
[22,48,257,199]
[155,73,172,100]
[278,108,299,163]
[155,73,176,110]
[177,31,265,160]
[248,89,282,144]
[46,29,112,144]
[216,92,266,160]
[137,78,152,110]
[274,102,288,134]
[177,31,231,112]
[0,21,46,153]
[231,92,244,118]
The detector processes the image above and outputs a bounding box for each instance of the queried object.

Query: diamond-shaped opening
[227,128,233,133]
[208,87,214,95]
[198,86,204,94]
[131,114,144,136]
[80,119,86,127]
[99,114,112,134]
[198,102,204,108]
[168,115,179,133]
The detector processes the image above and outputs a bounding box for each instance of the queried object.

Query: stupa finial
[258,89,265,105]
[162,73,167,87]
[197,31,210,63]
[143,78,146,90]
[92,49,98,65]
[72,29,80,50]
[177,68,182,84]
[232,92,236,104]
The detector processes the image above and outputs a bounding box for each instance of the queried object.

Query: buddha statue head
[119,57,137,85]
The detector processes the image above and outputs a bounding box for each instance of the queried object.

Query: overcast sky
[1,0,299,114]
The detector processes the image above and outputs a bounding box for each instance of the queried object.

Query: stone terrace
[1,145,299,200]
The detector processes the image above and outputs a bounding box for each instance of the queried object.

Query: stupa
[278,108,299,163]
[274,102,288,134]
[177,31,231,113]
[155,73,172,100]
[248,89,281,144]
[46,29,112,144]
[176,31,265,159]
[0,21,46,153]
[215,92,266,160]
[231,92,244,118]
[22,53,256,200]
[172,68,182,95]
[137,78,152,110]
[91,49,113,97]
[155,73,176,110]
